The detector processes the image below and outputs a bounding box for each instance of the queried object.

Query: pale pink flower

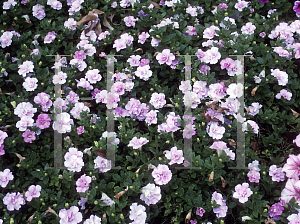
[76,174,92,193]
[44,31,56,44]
[275,89,292,101]
[25,185,41,202]
[3,192,25,211]
[18,60,34,77]
[64,18,77,30]
[138,32,150,44]
[23,77,38,92]
[0,31,13,48]
[186,5,197,16]
[270,69,289,86]
[203,25,220,39]
[248,102,262,116]
[152,164,172,185]
[135,65,153,81]
[150,92,166,109]
[233,183,253,203]
[292,43,300,59]
[140,183,162,206]
[94,156,111,173]
[128,137,149,149]
[64,147,84,172]
[164,146,184,165]
[281,178,300,203]
[179,80,192,93]
[206,121,225,140]
[242,120,259,134]
[202,47,221,64]
[127,55,141,67]
[83,215,102,224]
[247,169,260,183]
[0,169,14,188]
[294,134,300,147]
[59,206,82,224]
[145,110,159,125]
[282,154,300,180]
[113,38,127,52]
[52,112,74,133]
[208,82,227,101]
[269,165,285,182]
[14,102,37,118]
[53,71,67,85]
[85,69,101,84]
[241,22,256,35]
[124,16,137,27]
[16,116,34,132]
[3,0,17,10]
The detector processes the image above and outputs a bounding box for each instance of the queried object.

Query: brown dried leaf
[27,212,36,224]
[5,52,10,58]
[221,79,232,84]
[84,20,96,35]
[114,186,128,199]
[0,88,2,95]
[207,101,218,110]
[151,1,161,8]
[251,141,259,151]
[185,210,192,224]
[83,101,92,107]
[264,217,276,224]
[251,86,259,96]
[135,168,140,174]
[228,139,237,148]
[15,153,25,163]
[77,11,98,26]
[93,149,106,159]
[102,214,107,220]
[26,20,32,24]
[220,176,227,188]
[92,9,105,15]
[12,22,16,26]
[245,106,250,115]
[208,171,214,182]
[154,51,160,57]
[134,48,143,53]
[45,207,57,216]
[215,107,229,113]
[291,108,300,118]
[94,21,102,37]
[103,13,114,30]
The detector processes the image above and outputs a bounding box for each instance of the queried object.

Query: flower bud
[94,200,98,205]
[39,61,42,66]
[65,203,69,208]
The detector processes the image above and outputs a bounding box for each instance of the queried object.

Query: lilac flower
[64,147,84,172]
[31,49,40,56]
[124,16,137,27]
[203,25,220,39]
[248,102,263,116]
[135,65,153,81]
[76,174,91,193]
[186,5,198,16]
[270,69,289,86]
[66,91,79,104]
[94,156,111,173]
[151,37,161,47]
[145,110,159,125]
[44,31,56,44]
[190,220,197,224]
[77,126,84,135]
[83,215,102,224]
[199,65,211,75]
[164,146,184,165]
[25,185,41,202]
[140,183,162,205]
[0,145,5,156]
[3,0,17,10]
[111,1,117,8]
[259,32,266,38]
[259,0,269,3]
[156,49,175,66]
[47,0,62,10]
[78,197,87,210]
[59,206,82,224]
[32,4,46,20]
[111,82,126,96]
[202,47,221,64]
[242,120,259,134]
[64,18,77,30]
[196,207,205,217]
[183,124,196,139]
[273,47,292,58]
[22,129,36,143]
[0,31,13,48]
[269,165,285,182]
[241,22,256,35]
[276,89,292,101]
[100,192,115,206]
[186,26,197,36]
[234,0,249,11]
[293,1,300,15]
[247,169,260,183]
[152,164,172,185]
[74,50,86,60]
[248,160,260,171]
[36,114,51,129]
[113,38,127,52]
[18,60,34,77]
[179,80,192,93]
[3,192,25,211]
[68,0,83,15]
[0,169,14,188]
[14,102,37,118]
[138,32,150,44]
[70,59,87,72]
[219,3,228,9]
[233,183,253,203]
[34,92,53,112]
[293,43,300,59]
[211,192,228,218]
[76,78,93,90]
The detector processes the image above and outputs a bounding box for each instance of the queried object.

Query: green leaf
[257,57,264,64]
[9,64,18,70]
